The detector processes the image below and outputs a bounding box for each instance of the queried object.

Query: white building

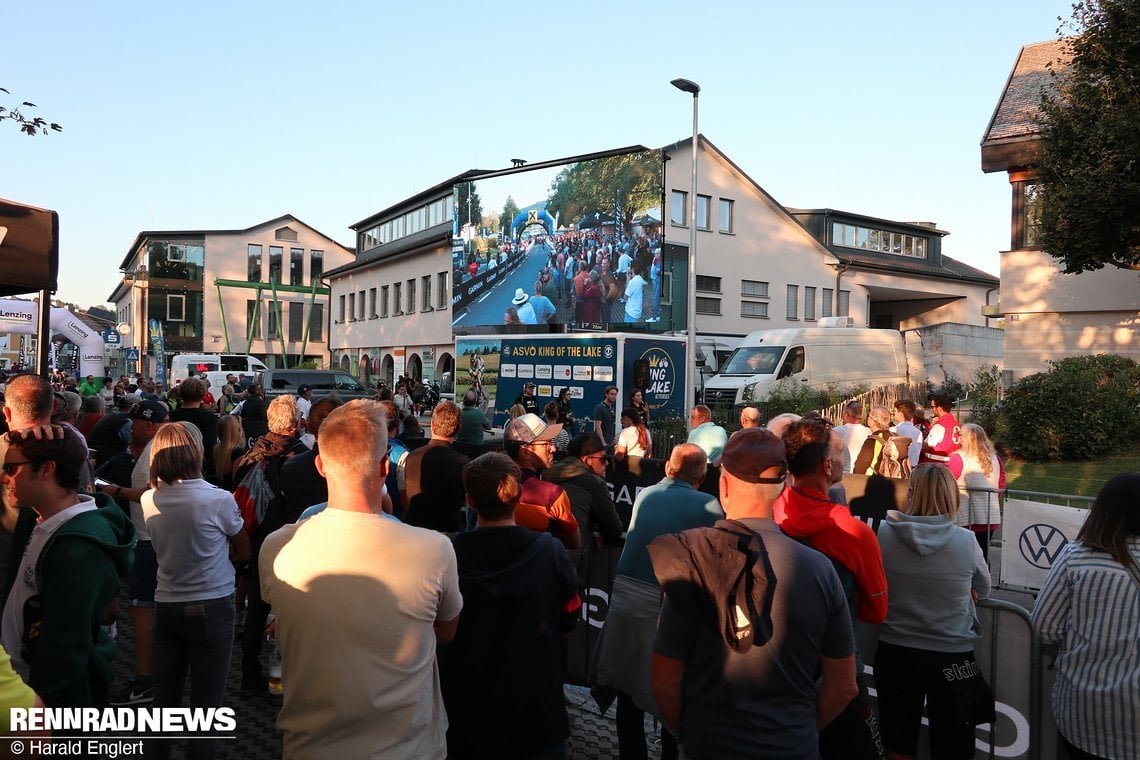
[325,138,999,393]
[107,214,353,378]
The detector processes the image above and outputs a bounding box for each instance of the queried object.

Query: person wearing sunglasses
[0,426,135,708]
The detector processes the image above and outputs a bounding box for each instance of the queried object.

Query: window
[267,301,282,339]
[266,300,282,337]
[247,244,262,282]
[422,275,432,311]
[696,275,722,293]
[661,271,673,306]
[309,303,324,342]
[804,286,817,320]
[290,248,304,286]
[741,279,768,298]
[406,279,416,314]
[822,288,833,318]
[368,288,378,318]
[394,282,403,314]
[288,302,304,341]
[438,272,448,309]
[275,226,298,242]
[166,294,185,321]
[347,292,356,322]
[718,198,734,233]
[310,250,323,282]
[268,246,283,283]
[696,195,711,230]
[786,285,799,320]
[695,296,721,315]
[381,285,390,317]
[670,190,688,225]
[741,301,769,318]
[830,222,927,259]
[838,289,851,316]
[1013,181,1043,249]
[247,300,262,339]
[338,294,345,323]
[357,290,365,320]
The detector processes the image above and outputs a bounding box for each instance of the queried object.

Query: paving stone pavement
[106,598,662,759]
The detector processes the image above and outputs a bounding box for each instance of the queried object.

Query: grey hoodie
[877,510,991,652]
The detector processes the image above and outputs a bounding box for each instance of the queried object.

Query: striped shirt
[1030,538,1140,759]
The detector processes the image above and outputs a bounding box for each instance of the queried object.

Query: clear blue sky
[3,1,1071,308]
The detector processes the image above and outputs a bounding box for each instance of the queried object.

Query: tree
[1036,0,1140,272]
[546,151,663,234]
[0,88,62,136]
[499,196,520,238]
[455,182,483,232]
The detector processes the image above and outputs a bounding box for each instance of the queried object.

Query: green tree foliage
[546,151,663,234]
[1001,354,1140,461]
[455,182,483,231]
[1036,0,1140,272]
[0,88,62,136]
[499,196,520,238]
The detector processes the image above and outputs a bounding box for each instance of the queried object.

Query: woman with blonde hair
[875,464,991,760]
[947,423,1005,560]
[212,414,246,491]
[614,407,651,461]
[142,422,249,760]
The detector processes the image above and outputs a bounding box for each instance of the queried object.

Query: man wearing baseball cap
[650,428,857,759]
[502,414,579,552]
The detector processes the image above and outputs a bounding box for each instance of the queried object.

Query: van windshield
[720,346,786,375]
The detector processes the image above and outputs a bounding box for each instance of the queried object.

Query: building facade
[982,40,1139,380]
[107,215,353,379]
[326,137,1000,396]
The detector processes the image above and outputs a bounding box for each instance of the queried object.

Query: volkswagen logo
[1018,524,1069,569]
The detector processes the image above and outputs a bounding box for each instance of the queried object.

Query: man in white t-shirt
[295,384,313,422]
[834,400,871,474]
[261,400,462,759]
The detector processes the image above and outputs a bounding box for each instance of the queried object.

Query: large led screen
[450,148,665,331]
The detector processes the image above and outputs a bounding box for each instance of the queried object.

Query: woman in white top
[142,422,250,760]
[614,407,651,461]
[947,423,1005,560]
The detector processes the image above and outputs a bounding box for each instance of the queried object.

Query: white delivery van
[702,326,916,407]
[170,353,268,382]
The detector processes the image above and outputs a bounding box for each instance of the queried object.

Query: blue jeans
[151,595,235,760]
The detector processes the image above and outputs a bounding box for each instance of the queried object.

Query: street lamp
[672,77,700,417]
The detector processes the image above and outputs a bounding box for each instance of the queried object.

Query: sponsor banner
[148,319,167,388]
[1001,499,1088,590]
[623,337,686,420]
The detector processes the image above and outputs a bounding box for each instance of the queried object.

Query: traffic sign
[125,348,140,361]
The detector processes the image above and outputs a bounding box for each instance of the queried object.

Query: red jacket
[516,470,579,550]
[774,484,888,625]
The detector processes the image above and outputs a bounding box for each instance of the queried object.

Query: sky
[3,1,1073,309]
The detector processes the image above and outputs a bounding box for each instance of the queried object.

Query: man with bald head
[650,429,857,758]
[592,443,722,760]
[738,406,761,430]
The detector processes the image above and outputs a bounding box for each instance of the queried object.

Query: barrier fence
[560,460,1092,759]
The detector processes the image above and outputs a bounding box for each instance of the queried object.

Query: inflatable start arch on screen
[0,299,105,376]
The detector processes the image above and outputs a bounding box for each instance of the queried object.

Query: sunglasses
[2,460,41,476]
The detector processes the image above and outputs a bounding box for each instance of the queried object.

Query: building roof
[116,213,352,272]
[322,223,452,278]
[980,39,1072,172]
[787,208,997,285]
[828,247,998,285]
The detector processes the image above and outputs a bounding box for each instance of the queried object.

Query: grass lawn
[1004,445,1140,497]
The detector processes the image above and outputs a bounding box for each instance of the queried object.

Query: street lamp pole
[672,77,700,418]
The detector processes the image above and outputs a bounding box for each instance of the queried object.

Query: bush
[1001,354,1140,461]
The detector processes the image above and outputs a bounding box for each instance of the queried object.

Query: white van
[170,354,268,382]
[702,327,918,407]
